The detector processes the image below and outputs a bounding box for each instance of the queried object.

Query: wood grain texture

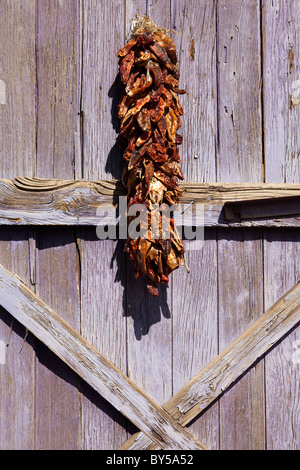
[79,234,129,450]
[217,0,263,182]
[216,229,265,450]
[35,228,81,450]
[263,229,300,450]
[120,279,300,450]
[1,178,300,226]
[171,0,217,182]
[263,0,300,450]
[165,279,300,423]
[80,0,140,449]
[166,234,219,449]
[0,0,36,450]
[217,0,264,450]
[263,0,300,183]
[1,0,299,451]
[36,0,80,178]
[0,229,35,449]
[35,0,81,449]
[0,0,36,178]
[82,0,125,181]
[0,262,207,451]
[170,0,219,450]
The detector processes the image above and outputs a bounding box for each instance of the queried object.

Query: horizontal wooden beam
[0,262,207,451]
[0,177,300,227]
[120,281,300,450]
[224,195,300,221]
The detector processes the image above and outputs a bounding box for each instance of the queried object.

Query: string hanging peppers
[117,16,186,297]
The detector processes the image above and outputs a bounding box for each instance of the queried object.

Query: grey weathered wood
[82,0,125,181]
[1,178,300,227]
[0,229,35,450]
[217,0,263,182]
[35,0,80,179]
[35,229,81,450]
[172,0,217,183]
[213,230,265,450]
[263,229,300,450]
[217,0,265,450]
[166,280,300,424]
[170,0,219,449]
[0,0,36,449]
[1,0,299,451]
[79,235,129,449]
[170,234,219,449]
[81,0,143,449]
[263,0,300,183]
[0,262,207,451]
[0,0,36,179]
[120,280,300,450]
[35,0,81,449]
[224,196,300,220]
[263,0,300,450]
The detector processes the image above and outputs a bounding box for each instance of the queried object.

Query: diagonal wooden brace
[120,281,300,449]
[0,262,207,451]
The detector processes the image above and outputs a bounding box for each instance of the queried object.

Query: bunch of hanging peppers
[117,17,186,296]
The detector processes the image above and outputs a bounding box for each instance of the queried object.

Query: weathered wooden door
[0,0,299,450]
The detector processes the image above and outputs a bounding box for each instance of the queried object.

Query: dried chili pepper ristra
[117,15,186,297]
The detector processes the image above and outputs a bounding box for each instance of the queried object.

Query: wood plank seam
[0,261,299,450]
[119,280,300,449]
[0,262,207,451]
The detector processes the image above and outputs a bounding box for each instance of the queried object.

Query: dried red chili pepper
[117,16,186,296]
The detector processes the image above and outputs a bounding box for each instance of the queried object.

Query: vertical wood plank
[82,0,126,181]
[217,0,263,182]
[263,0,300,183]
[0,229,35,449]
[36,0,80,178]
[80,0,131,449]
[0,0,36,449]
[35,0,81,449]
[125,0,148,39]
[217,0,265,450]
[263,229,300,450]
[0,0,36,179]
[170,0,219,450]
[79,234,130,450]
[217,229,265,450]
[171,0,218,182]
[263,0,300,450]
[172,234,219,450]
[125,0,173,412]
[35,228,81,450]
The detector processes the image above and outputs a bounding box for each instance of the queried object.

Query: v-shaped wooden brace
[0,262,299,450]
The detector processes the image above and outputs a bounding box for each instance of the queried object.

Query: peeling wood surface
[0,262,207,451]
